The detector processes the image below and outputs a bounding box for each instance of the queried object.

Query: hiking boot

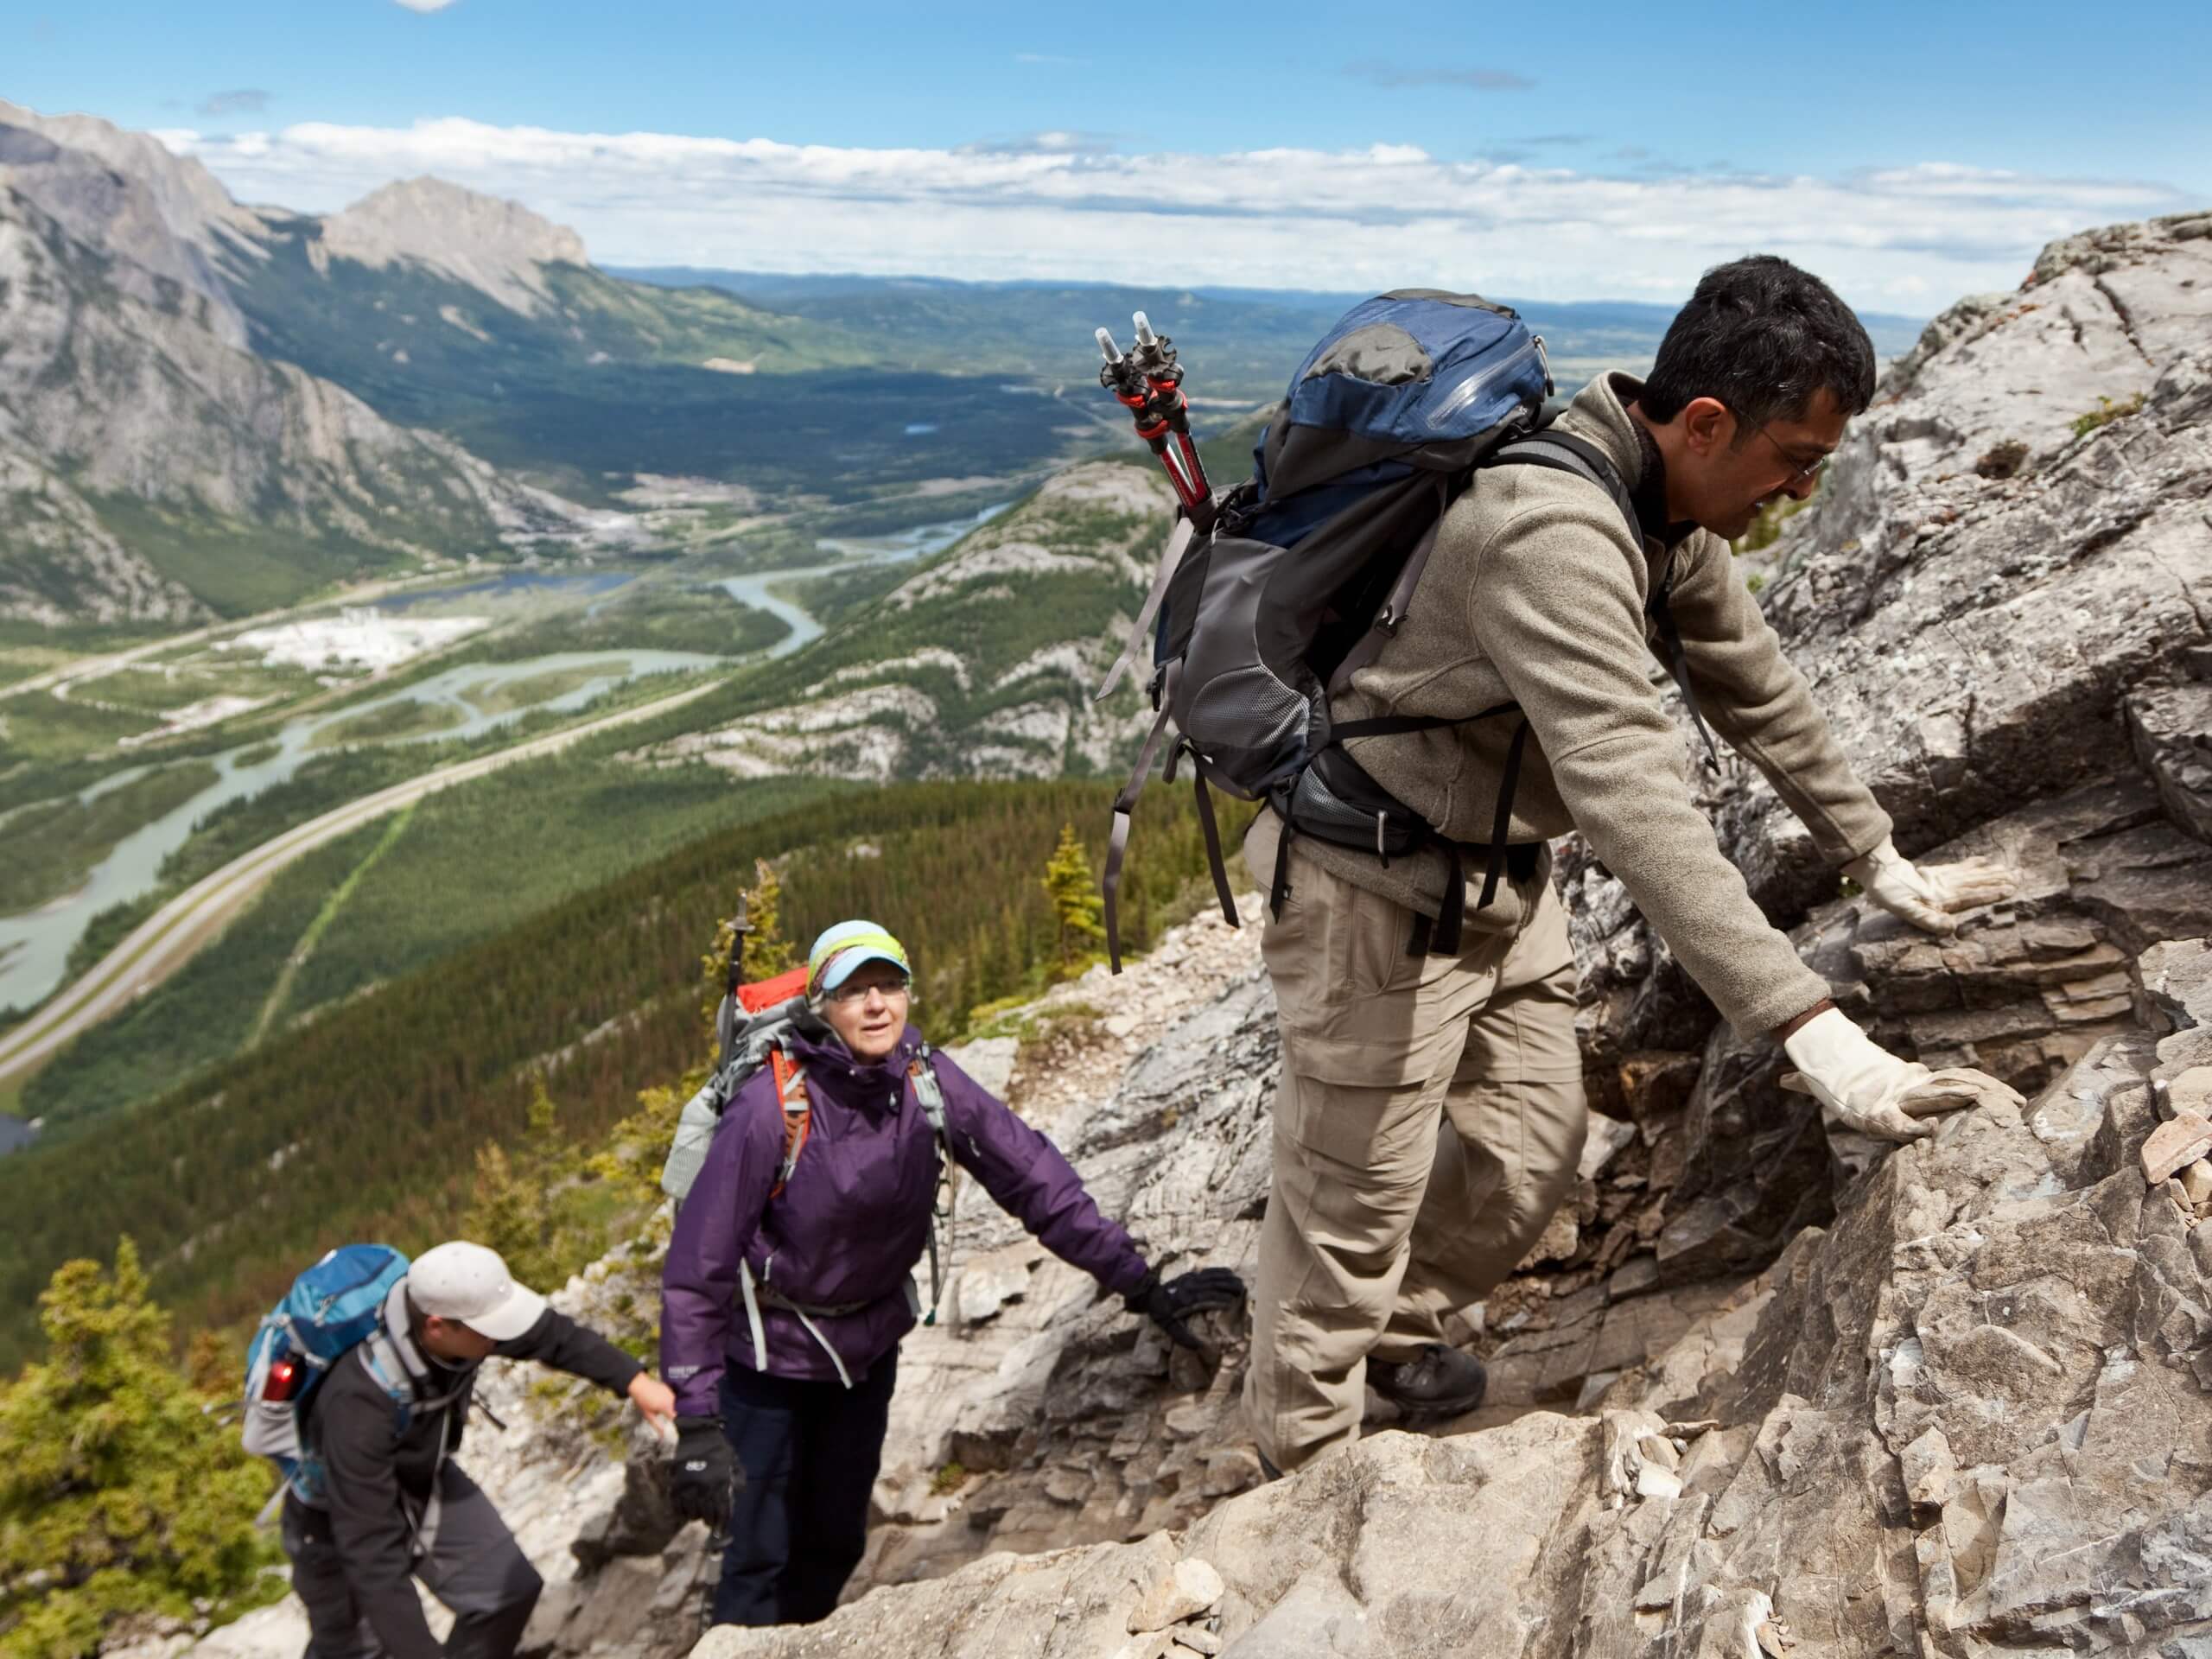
[1369,1344,1488,1421]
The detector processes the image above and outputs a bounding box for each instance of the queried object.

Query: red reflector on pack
[263,1357,300,1401]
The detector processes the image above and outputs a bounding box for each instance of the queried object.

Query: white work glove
[1780,1007,2024,1142]
[1842,836,2016,936]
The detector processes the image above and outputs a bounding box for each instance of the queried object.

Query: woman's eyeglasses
[826,976,911,1005]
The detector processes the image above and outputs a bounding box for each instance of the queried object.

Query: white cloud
[159,116,2191,308]
[393,0,459,10]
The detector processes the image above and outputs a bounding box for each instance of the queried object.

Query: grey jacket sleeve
[1665,537,1892,865]
[1460,499,1834,1038]
[495,1307,643,1395]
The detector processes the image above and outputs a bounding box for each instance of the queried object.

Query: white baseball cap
[407,1242,547,1342]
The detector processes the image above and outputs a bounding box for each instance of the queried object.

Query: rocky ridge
[164,212,2211,1659]
[318,177,590,316]
[626,464,1166,781]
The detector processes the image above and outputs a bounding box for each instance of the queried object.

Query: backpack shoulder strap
[908,1045,948,1141]
[766,1044,810,1199]
[907,1045,957,1329]
[1488,429,1641,547]
[1488,429,1719,768]
[357,1314,459,1558]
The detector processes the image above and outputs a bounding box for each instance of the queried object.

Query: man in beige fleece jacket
[1243,256,2021,1475]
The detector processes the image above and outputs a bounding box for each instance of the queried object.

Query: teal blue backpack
[239,1244,410,1504]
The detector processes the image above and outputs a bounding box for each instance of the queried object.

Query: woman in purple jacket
[659,919,1243,1629]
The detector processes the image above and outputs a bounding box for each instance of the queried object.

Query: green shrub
[0,1243,278,1659]
[2070,393,2144,440]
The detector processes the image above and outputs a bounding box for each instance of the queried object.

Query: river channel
[0,503,1004,1018]
[0,650,717,1014]
[715,501,1004,658]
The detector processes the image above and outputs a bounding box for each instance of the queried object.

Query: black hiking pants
[283,1470,542,1659]
[710,1350,898,1627]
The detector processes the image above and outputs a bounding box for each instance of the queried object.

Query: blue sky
[8,0,2208,308]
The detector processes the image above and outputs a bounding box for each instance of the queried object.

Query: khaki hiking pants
[1244,838,1586,1472]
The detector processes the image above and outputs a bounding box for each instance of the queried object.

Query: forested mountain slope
[0,779,1247,1372]
[624,461,1172,781]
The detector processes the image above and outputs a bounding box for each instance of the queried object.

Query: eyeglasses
[825,976,911,1005]
[1745,420,1830,488]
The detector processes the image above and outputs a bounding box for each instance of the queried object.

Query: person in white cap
[282,1241,676,1659]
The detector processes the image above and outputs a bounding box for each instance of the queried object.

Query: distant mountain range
[613,269,1932,399]
[0,95,1930,629]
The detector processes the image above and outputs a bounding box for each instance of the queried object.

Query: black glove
[670,1416,737,1529]
[1126,1266,1248,1349]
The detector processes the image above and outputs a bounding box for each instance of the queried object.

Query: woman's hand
[1127,1266,1249,1348]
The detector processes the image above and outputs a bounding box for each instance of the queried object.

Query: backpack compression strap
[1094,514,1197,704]
[1487,431,1721,769]
[766,1047,810,1198]
[1103,660,1217,975]
[907,1046,957,1327]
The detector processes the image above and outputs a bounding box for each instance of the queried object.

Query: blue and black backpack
[240,1243,411,1505]
[1095,289,1667,965]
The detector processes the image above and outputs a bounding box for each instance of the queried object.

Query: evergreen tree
[741,858,799,980]
[464,1078,579,1291]
[1041,823,1106,975]
[0,1242,274,1659]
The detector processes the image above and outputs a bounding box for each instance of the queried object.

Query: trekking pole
[1097,312,1215,532]
[719,894,753,1071]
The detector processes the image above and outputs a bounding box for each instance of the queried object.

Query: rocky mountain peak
[0,98,258,257]
[318,175,590,315]
[0,118,248,346]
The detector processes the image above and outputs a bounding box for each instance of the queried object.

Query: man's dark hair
[1640,255,1876,433]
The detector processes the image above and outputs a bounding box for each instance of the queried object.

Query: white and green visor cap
[807,920,911,995]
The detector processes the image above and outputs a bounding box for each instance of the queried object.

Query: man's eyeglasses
[1746,421,1829,488]
[825,976,911,1005]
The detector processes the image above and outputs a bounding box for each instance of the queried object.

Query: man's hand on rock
[1779,1007,2024,1141]
[628,1372,677,1440]
[1844,836,2017,935]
